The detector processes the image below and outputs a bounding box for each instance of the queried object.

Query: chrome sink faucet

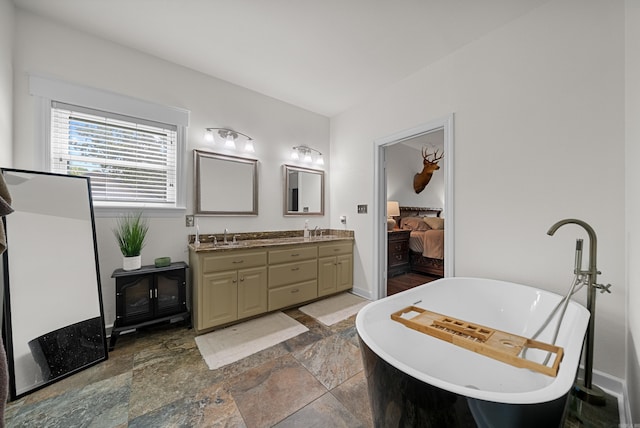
[224,228,229,244]
[313,225,319,237]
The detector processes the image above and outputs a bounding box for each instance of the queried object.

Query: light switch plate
[185,215,194,227]
[357,204,367,214]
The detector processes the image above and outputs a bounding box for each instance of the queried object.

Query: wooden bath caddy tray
[390,306,564,377]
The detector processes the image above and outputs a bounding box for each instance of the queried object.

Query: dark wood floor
[387,272,440,296]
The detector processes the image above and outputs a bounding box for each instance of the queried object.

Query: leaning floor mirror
[1,168,108,400]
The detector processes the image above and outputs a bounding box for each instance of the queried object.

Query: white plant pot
[123,255,142,271]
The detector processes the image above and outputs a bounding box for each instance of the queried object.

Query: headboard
[398,206,442,218]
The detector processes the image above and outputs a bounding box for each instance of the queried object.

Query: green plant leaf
[113,212,149,257]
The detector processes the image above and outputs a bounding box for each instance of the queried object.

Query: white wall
[625,0,640,421]
[12,10,330,326]
[331,0,626,380]
[0,0,13,165]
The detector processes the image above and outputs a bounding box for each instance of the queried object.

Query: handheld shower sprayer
[574,239,583,276]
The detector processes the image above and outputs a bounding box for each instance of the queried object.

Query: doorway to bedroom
[373,115,454,300]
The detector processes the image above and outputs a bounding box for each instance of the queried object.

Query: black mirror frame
[1,168,108,401]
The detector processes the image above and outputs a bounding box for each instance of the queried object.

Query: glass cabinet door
[117,275,153,325]
[155,271,186,316]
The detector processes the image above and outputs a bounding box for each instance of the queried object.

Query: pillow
[400,217,431,231]
[423,217,444,230]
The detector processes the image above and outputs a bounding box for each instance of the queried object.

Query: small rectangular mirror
[284,164,324,216]
[195,150,258,215]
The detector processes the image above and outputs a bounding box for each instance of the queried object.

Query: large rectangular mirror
[284,164,324,216]
[194,150,258,215]
[1,168,108,400]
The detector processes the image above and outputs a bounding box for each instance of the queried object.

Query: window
[29,75,189,214]
[50,102,178,208]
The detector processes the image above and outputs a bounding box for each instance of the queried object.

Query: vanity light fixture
[204,128,255,153]
[291,145,324,166]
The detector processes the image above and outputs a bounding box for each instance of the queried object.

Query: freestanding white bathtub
[356,277,590,427]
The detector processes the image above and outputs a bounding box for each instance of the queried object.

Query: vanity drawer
[268,246,317,264]
[268,280,317,311]
[268,259,317,288]
[318,242,353,257]
[202,251,267,273]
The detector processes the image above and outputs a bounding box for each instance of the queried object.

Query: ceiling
[12,0,549,117]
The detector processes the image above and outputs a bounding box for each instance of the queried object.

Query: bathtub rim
[356,276,590,405]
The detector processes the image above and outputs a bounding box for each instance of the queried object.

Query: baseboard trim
[578,367,631,426]
[350,286,372,301]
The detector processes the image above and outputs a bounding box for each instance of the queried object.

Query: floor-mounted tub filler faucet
[547,218,612,406]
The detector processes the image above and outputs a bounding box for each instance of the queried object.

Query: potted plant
[113,212,149,271]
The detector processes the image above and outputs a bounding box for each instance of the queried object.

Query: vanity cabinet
[318,242,354,296]
[192,250,267,333]
[268,245,318,311]
[189,237,354,334]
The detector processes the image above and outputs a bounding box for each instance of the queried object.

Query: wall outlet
[340,215,347,224]
[357,204,367,214]
[185,215,194,227]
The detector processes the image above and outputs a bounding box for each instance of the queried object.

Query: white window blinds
[50,101,178,207]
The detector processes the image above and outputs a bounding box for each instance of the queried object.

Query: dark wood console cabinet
[388,230,411,277]
[110,261,190,350]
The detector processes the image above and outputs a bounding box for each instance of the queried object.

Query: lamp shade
[387,201,400,217]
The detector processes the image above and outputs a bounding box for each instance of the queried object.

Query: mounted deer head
[413,147,443,194]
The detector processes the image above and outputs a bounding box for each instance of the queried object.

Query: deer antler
[422,147,444,163]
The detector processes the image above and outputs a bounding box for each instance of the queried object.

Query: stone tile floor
[4,306,621,427]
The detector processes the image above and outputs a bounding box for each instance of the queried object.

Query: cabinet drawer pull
[240,276,244,282]
[155,289,158,298]
[290,253,300,257]
[291,289,299,293]
[233,260,244,264]
[291,267,300,271]
[149,290,153,299]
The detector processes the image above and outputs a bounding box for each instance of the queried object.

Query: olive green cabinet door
[238,267,268,319]
[318,256,337,297]
[200,271,238,329]
[336,254,353,291]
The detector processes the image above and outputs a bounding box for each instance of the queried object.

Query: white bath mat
[195,312,308,370]
[299,292,369,326]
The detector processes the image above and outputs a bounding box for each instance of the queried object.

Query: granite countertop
[188,231,354,253]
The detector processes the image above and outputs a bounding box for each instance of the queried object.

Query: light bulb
[316,155,324,166]
[303,153,312,163]
[291,149,300,160]
[244,140,255,153]
[204,130,214,142]
[225,134,236,149]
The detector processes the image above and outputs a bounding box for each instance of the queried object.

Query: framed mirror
[194,150,258,215]
[283,164,324,216]
[1,168,108,400]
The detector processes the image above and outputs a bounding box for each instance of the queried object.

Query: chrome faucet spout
[547,218,597,277]
[224,228,229,244]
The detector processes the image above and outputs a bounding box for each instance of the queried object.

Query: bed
[397,206,444,277]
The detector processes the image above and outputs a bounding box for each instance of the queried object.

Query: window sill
[93,205,186,218]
